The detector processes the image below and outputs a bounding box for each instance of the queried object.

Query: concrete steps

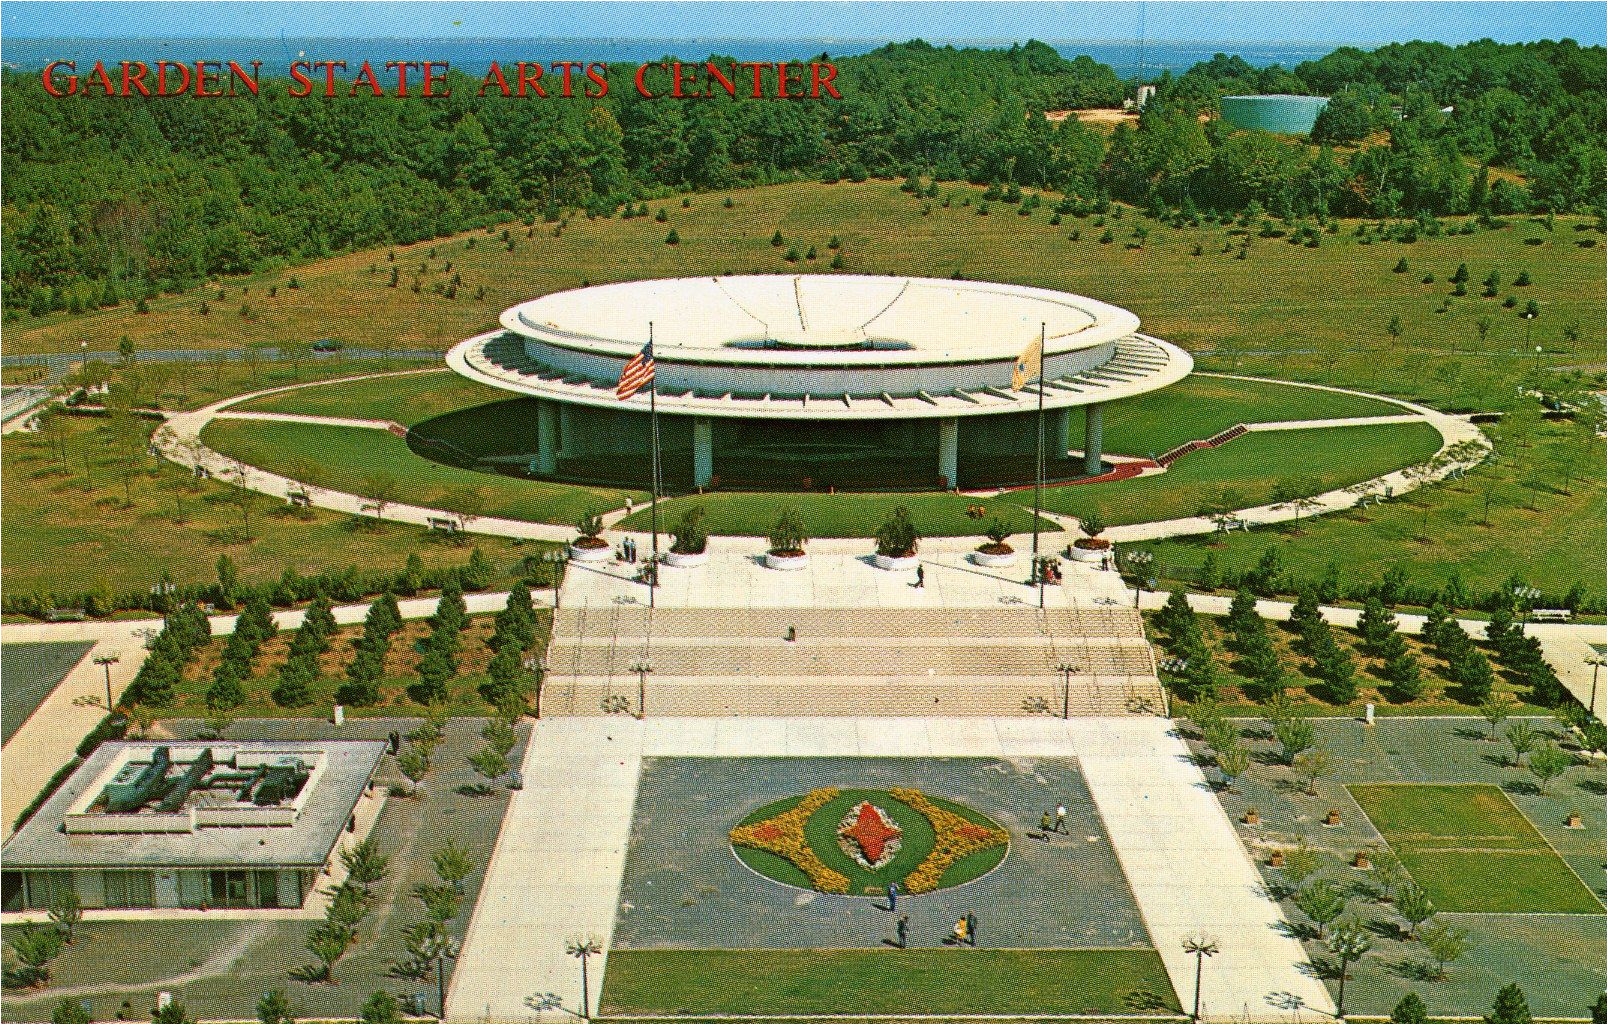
[544,604,1165,718]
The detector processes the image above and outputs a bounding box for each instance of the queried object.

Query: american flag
[616,341,655,400]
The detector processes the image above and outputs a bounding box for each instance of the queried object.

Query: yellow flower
[890,787,1008,893]
[730,788,850,894]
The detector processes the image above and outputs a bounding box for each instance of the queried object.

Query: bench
[1530,609,1572,622]
[44,608,86,622]
[427,516,460,532]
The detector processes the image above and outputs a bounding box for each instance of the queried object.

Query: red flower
[840,802,902,864]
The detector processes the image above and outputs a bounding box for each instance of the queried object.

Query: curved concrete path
[155,368,1487,554]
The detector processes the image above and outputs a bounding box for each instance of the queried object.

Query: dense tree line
[3,36,1601,312]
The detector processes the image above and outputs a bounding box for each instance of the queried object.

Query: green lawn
[616,489,1049,538]
[200,419,643,526]
[231,369,508,426]
[1144,404,1605,602]
[0,414,539,599]
[599,948,1180,1018]
[1043,421,1444,525]
[1348,784,1603,914]
[1103,375,1408,457]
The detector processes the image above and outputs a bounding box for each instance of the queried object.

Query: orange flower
[890,787,1008,894]
[730,788,850,894]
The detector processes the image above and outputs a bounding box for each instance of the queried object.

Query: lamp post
[1512,585,1541,627]
[1327,922,1373,1020]
[1524,311,1536,353]
[1181,935,1219,1023]
[1587,655,1605,718]
[630,661,653,719]
[566,937,604,1020]
[523,654,543,720]
[1056,662,1079,720]
[93,653,121,710]
[1122,550,1154,608]
[543,549,566,610]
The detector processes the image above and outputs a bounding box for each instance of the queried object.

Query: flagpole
[1034,322,1046,610]
[648,323,659,608]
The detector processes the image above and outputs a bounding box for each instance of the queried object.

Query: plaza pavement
[446,716,1337,1023]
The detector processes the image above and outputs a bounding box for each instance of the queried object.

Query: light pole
[1524,311,1536,353]
[1181,935,1219,1022]
[1512,585,1541,627]
[93,653,121,710]
[1056,662,1078,720]
[1587,655,1605,718]
[543,550,566,610]
[1326,922,1373,1020]
[566,937,603,1020]
[523,654,543,720]
[630,661,653,719]
[1122,550,1154,608]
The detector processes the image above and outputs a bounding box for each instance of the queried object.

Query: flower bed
[890,787,1010,893]
[729,787,850,893]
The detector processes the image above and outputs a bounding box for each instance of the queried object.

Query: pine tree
[1391,993,1429,1023]
[1488,983,1532,1024]
[1357,595,1399,653]
[1227,587,1260,636]
[1288,588,1323,634]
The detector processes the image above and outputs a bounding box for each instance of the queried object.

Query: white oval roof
[503,274,1140,367]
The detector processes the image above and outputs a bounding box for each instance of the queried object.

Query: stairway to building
[541,604,1167,718]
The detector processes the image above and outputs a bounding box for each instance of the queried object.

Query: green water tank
[1220,95,1330,135]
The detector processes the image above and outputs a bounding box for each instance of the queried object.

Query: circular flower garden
[730,787,1010,896]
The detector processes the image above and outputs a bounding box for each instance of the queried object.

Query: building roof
[1,741,386,870]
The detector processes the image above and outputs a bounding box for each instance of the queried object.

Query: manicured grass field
[0,414,538,599]
[231,368,507,426]
[1348,783,1603,914]
[1102,375,1409,457]
[1042,421,1444,525]
[616,489,1048,538]
[200,419,643,526]
[599,948,1181,1018]
[0,642,93,744]
[1146,404,1605,601]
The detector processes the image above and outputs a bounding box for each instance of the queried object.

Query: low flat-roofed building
[2,740,385,912]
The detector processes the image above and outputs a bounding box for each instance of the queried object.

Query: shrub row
[122,603,213,707]
[335,593,404,708]
[270,595,337,708]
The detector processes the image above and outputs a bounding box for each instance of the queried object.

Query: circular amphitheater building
[444,275,1192,492]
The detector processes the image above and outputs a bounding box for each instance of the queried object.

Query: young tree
[1527,743,1573,793]
[360,990,402,1024]
[307,921,354,983]
[1357,596,1399,654]
[1487,983,1532,1024]
[9,926,66,986]
[1505,720,1539,766]
[1420,922,1469,980]
[50,998,93,1023]
[47,892,82,944]
[1226,587,1261,639]
[433,841,475,894]
[256,989,293,1023]
[1394,882,1436,939]
[1216,743,1250,792]
[152,1000,193,1024]
[398,748,430,797]
[1274,715,1316,765]
[1391,993,1430,1023]
[341,838,390,891]
[1294,879,1347,938]
[1384,648,1425,701]
[1478,694,1513,741]
[468,746,508,792]
[1294,747,1333,795]
[413,883,461,923]
[481,717,517,757]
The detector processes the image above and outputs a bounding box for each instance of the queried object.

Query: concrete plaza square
[613,755,1151,952]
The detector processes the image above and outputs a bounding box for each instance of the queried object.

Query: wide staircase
[541,605,1167,718]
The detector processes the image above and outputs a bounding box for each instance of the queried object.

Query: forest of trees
[3,36,1603,316]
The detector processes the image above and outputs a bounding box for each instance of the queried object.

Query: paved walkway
[153,369,1486,551]
[210,410,401,432]
[447,717,1333,1023]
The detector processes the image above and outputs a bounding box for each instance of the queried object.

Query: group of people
[885,881,979,949]
[619,536,641,563]
[1033,557,1063,584]
[1039,803,1069,835]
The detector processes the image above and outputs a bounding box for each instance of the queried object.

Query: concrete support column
[1053,408,1073,458]
[1084,403,1104,477]
[938,417,959,489]
[534,400,558,475]
[692,416,714,488]
[557,404,574,457]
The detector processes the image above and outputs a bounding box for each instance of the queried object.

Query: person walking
[886,880,900,912]
[966,912,978,947]
[915,565,925,589]
[896,915,909,950]
[1055,803,1068,834]
[1040,809,1053,834]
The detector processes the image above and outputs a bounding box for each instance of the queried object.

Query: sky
[4,1,1604,46]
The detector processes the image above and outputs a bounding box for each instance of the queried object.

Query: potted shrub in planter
[568,511,611,563]
[1070,510,1111,564]
[972,519,1018,568]
[873,505,920,570]
[765,508,809,570]
[664,506,709,568]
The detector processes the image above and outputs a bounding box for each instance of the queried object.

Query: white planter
[874,553,920,571]
[569,542,612,563]
[663,550,709,568]
[1069,544,1107,564]
[971,549,1017,568]
[765,551,809,571]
